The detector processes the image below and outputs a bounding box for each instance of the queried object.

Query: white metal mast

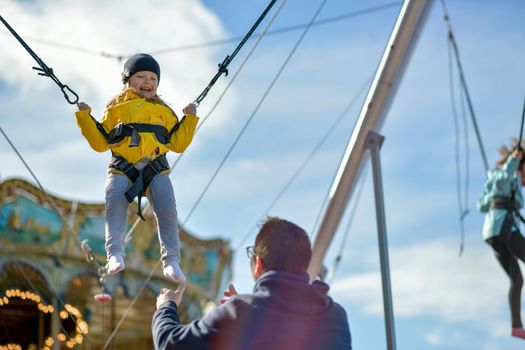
[307,0,434,280]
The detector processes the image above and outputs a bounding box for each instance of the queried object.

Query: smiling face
[127,71,158,98]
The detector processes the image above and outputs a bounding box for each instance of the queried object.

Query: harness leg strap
[110,154,169,221]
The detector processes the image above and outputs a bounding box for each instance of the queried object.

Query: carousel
[0,178,232,349]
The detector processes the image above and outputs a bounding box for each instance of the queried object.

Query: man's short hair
[254,217,312,274]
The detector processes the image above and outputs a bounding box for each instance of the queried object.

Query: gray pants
[105,173,181,266]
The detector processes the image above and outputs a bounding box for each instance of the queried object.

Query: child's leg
[508,229,525,262]
[489,232,523,329]
[105,173,130,273]
[148,174,186,282]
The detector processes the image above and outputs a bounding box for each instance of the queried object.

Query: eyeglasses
[245,246,255,259]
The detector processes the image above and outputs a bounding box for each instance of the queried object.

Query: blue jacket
[152,270,352,350]
[477,155,523,240]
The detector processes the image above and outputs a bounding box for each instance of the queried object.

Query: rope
[233,74,372,251]
[0,31,125,61]
[447,38,470,256]
[101,260,161,350]
[440,0,488,172]
[150,2,401,55]
[0,2,400,62]
[192,0,278,106]
[0,15,79,104]
[518,94,525,148]
[327,170,368,284]
[1,125,107,299]
[183,0,330,227]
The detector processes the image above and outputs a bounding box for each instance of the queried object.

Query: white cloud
[424,331,442,346]
[331,237,510,332]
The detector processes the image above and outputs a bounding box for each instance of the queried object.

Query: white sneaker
[163,261,187,283]
[107,254,125,275]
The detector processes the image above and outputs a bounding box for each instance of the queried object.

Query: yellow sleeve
[75,109,110,152]
[168,114,199,153]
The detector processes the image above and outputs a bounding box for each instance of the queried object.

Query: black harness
[94,118,183,220]
[107,122,170,147]
[490,196,525,236]
[490,196,521,212]
[109,154,170,220]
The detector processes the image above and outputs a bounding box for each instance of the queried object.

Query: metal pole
[365,131,396,350]
[52,296,60,350]
[307,0,434,280]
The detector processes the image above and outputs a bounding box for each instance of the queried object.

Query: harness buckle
[113,123,124,138]
[147,159,161,175]
[129,126,141,147]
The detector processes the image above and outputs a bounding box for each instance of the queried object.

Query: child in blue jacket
[478,143,525,340]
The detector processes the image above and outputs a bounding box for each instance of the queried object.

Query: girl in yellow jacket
[75,53,198,283]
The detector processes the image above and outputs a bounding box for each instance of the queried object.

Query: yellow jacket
[76,90,199,164]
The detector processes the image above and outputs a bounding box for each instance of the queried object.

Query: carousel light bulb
[77,320,89,334]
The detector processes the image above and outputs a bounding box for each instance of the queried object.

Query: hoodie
[152,270,352,350]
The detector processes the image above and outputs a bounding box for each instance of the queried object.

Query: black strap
[109,154,170,220]
[491,196,525,225]
[90,114,109,139]
[491,196,519,211]
[107,123,169,146]
[192,0,278,106]
[518,94,525,149]
[169,116,186,137]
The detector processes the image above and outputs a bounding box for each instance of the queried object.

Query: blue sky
[1,0,525,349]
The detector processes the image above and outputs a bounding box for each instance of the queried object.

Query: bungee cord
[326,170,368,284]
[192,0,278,106]
[518,94,525,148]
[233,75,373,252]
[440,0,488,172]
[0,15,79,104]
[182,0,330,227]
[446,31,470,256]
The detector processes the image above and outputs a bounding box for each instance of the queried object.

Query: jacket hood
[252,270,332,315]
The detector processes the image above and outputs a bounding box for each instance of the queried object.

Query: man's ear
[253,256,265,278]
